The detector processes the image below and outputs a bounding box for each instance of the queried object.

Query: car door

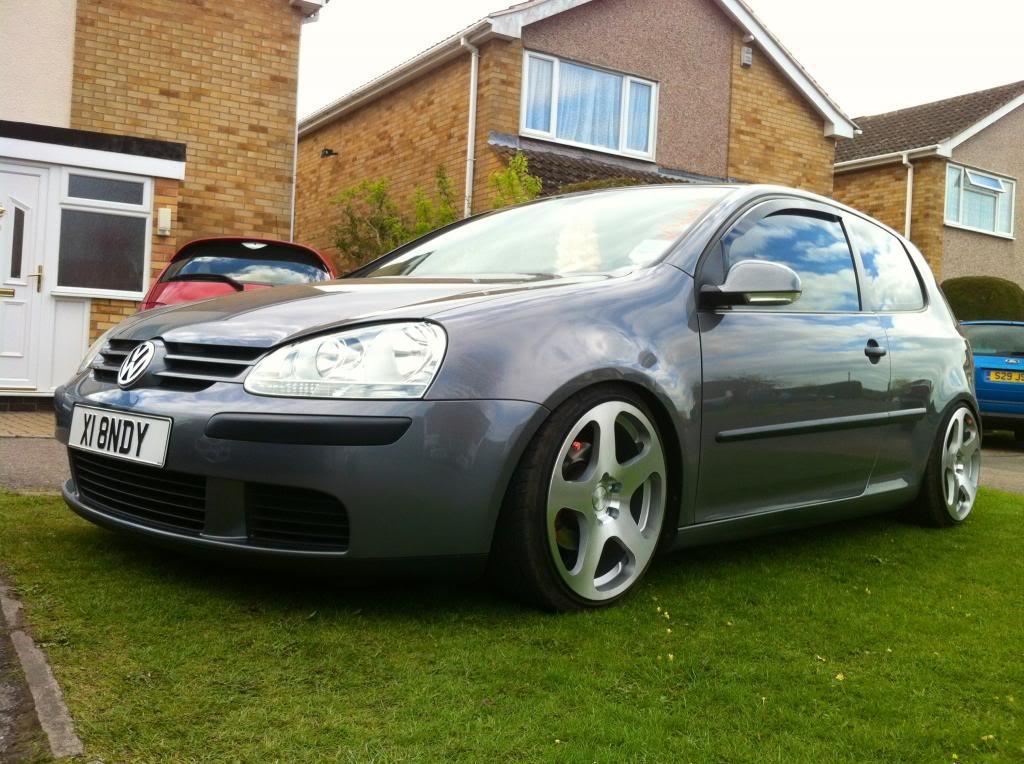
[695,199,891,523]
[845,215,949,486]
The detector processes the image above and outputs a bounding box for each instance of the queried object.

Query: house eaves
[290,0,327,19]
[298,0,857,139]
[835,91,1024,173]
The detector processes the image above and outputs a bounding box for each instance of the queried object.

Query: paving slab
[0,412,55,439]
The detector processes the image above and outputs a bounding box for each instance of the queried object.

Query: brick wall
[70,0,303,247]
[472,40,523,211]
[88,177,181,341]
[726,32,836,195]
[833,158,947,278]
[295,39,523,267]
[907,158,946,276]
[833,163,908,233]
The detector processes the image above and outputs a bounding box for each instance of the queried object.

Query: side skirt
[670,479,918,550]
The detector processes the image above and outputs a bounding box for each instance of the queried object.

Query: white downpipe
[902,152,914,239]
[460,36,480,218]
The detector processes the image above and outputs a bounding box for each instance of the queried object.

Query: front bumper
[56,375,547,563]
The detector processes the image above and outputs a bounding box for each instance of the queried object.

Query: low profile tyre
[491,385,670,611]
[909,403,982,527]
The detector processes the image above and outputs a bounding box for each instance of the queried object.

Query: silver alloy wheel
[941,406,981,521]
[546,400,666,601]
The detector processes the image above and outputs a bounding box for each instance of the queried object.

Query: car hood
[113,276,607,347]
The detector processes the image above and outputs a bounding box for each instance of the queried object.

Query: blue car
[961,321,1024,437]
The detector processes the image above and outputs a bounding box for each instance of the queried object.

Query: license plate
[986,370,1024,384]
[69,405,172,467]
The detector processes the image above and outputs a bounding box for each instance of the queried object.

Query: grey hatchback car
[55,185,980,611]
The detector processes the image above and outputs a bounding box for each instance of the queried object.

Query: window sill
[944,220,1015,241]
[50,288,145,302]
[518,128,656,163]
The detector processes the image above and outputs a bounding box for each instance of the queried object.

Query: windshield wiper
[165,273,245,292]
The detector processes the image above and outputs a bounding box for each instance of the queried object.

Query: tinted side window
[723,212,860,312]
[846,218,924,311]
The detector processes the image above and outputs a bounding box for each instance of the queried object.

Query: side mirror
[700,260,801,308]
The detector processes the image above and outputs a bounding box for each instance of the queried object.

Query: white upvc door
[0,162,48,390]
[0,160,94,394]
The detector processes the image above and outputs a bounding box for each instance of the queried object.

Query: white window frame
[49,167,153,300]
[519,51,659,161]
[944,163,1016,240]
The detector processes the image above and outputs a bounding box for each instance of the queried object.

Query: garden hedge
[940,276,1024,321]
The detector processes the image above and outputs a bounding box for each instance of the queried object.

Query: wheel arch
[490,374,687,554]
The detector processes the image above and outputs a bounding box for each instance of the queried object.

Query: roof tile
[836,80,1024,162]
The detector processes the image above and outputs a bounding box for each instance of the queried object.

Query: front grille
[246,483,350,551]
[92,338,265,391]
[93,338,141,384]
[71,451,206,534]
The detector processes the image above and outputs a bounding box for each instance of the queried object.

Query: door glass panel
[57,210,147,292]
[723,212,860,312]
[68,174,145,205]
[9,207,25,279]
[846,217,924,311]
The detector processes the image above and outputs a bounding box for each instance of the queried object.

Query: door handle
[25,264,42,293]
[864,339,887,363]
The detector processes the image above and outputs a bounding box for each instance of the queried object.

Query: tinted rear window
[161,242,329,286]
[961,324,1024,356]
[846,218,924,311]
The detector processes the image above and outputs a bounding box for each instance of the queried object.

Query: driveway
[0,413,67,493]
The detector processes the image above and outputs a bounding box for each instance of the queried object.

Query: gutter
[834,144,947,173]
[460,37,480,218]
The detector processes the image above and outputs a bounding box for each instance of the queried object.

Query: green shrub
[557,177,648,194]
[941,276,1024,321]
[490,152,542,209]
[330,166,459,269]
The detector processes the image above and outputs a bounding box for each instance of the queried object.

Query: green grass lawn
[1,490,1022,763]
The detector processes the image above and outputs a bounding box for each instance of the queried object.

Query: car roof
[171,236,334,274]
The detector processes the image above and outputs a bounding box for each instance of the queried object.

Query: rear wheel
[909,403,981,527]
[491,386,669,611]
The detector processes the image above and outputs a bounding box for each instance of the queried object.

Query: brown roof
[836,80,1024,163]
[488,132,728,194]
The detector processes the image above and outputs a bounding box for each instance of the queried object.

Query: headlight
[77,328,116,375]
[244,322,447,399]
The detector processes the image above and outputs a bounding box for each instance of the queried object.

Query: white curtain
[963,189,997,231]
[525,57,553,132]
[626,81,652,152]
[556,62,622,149]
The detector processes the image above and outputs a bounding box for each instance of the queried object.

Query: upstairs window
[945,164,1015,237]
[521,52,658,160]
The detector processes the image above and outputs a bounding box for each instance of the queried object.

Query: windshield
[358,186,729,278]
[961,324,1024,356]
[162,241,329,286]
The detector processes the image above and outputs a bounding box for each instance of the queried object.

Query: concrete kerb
[0,581,84,759]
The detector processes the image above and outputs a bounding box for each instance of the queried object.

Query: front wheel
[490,386,669,611]
[909,403,982,527]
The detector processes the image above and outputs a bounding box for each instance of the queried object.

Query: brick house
[295,0,857,264]
[0,0,323,400]
[833,81,1023,283]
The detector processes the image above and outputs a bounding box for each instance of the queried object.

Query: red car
[140,237,335,311]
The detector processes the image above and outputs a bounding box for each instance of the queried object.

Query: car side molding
[716,408,927,443]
